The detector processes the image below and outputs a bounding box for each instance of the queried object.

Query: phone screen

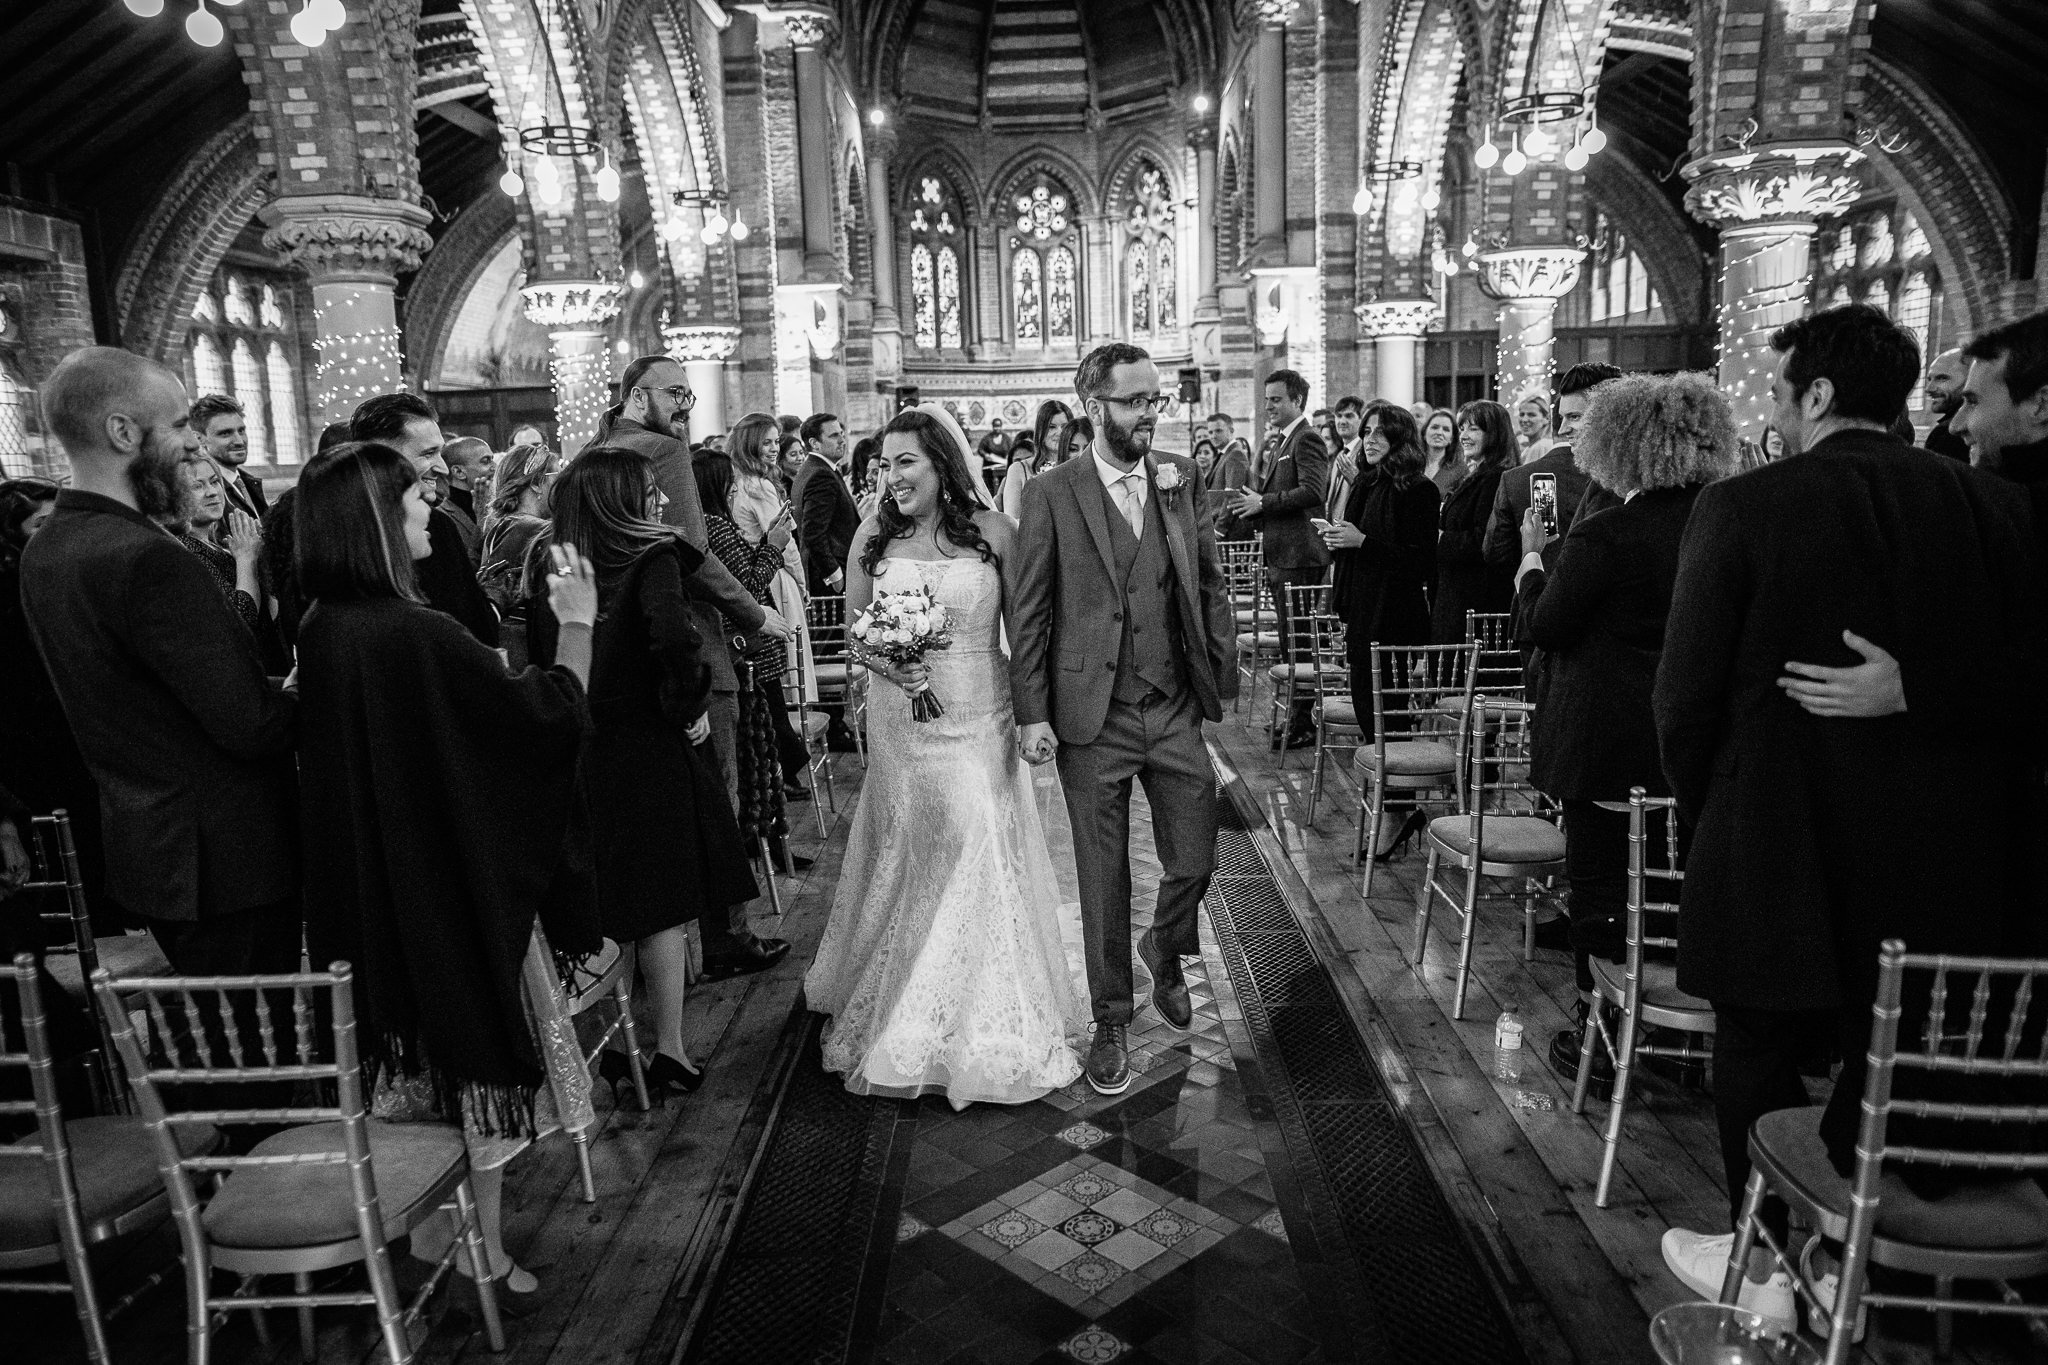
[1530,473,1559,538]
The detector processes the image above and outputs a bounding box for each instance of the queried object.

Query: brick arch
[115,118,271,365]
[404,192,520,386]
[986,148,1099,222]
[1100,137,1184,221]
[896,148,982,229]
[1359,0,1472,296]
[843,149,873,295]
[1582,147,1708,326]
[1858,53,2012,334]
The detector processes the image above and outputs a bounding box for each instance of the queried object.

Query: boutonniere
[1153,463,1185,495]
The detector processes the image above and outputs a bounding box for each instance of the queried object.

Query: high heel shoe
[1372,810,1427,863]
[595,1050,642,1105]
[646,1051,705,1097]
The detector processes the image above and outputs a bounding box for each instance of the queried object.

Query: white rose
[912,615,932,636]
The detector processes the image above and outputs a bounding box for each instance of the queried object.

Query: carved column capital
[521,280,623,331]
[1475,247,1587,302]
[1682,142,1867,229]
[663,323,743,363]
[1185,122,1217,153]
[258,195,433,285]
[1253,0,1297,29]
[781,10,839,52]
[1354,299,1442,338]
[864,122,900,162]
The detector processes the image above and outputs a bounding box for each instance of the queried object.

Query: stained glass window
[191,334,227,396]
[1901,214,1930,260]
[230,339,269,462]
[186,265,308,464]
[223,276,255,327]
[1155,240,1176,331]
[1129,251,1151,339]
[1121,160,1179,338]
[1047,247,1075,342]
[266,342,301,465]
[911,244,937,349]
[260,284,284,330]
[936,247,962,349]
[1811,202,1942,412]
[1014,249,1043,346]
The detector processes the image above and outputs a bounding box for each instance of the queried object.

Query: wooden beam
[427,98,498,141]
[68,78,209,167]
[1598,50,1665,94]
[0,24,175,149]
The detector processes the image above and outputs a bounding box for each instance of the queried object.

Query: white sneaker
[1660,1228,1797,1333]
[1799,1243,1871,1344]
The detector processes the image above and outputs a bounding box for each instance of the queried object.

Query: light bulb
[616,340,631,355]
[868,108,885,127]
[1581,124,1607,155]
[1524,125,1554,157]
[1564,143,1589,172]
[187,2,224,45]
[534,158,563,207]
[661,218,687,241]
[1442,257,1459,276]
[309,0,344,28]
[499,167,525,197]
[124,0,165,13]
[1351,183,1373,216]
[628,270,645,290]
[1462,234,1479,258]
[1192,94,1211,115]
[1393,182,1419,212]
[1473,139,1498,170]
[1420,187,1440,211]
[290,6,326,44]
[1501,145,1527,176]
[729,216,750,241]
[595,163,620,203]
[700,225,721,245]
[707,211,729,236]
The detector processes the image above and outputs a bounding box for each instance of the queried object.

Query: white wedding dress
[804,555,1086,1107]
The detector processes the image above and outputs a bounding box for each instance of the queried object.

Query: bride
[803,404,1084,1106]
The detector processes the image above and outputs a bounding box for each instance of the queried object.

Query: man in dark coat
[1225,369,1330,748]
[790,411,859,595]
[350,393,499,646]
[1652,305,2045,1324]
[1204,413,1253,540]
[192,393,269,518]
[20,348,300,981]
[600,356,793,978]
[1483,362,1621,571]
[1921,346,1972,462]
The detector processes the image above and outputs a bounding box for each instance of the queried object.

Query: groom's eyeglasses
[1102,393,1174,415]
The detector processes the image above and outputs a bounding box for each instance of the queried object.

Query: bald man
[440,434,490,562]
[18,347,299,978]
[1923,347,1971,461]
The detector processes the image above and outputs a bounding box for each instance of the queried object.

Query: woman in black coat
[1431,399,1519,643]
[1324,401,1440,732]
[530,448,757,1099]
[1514,373,1737,1047]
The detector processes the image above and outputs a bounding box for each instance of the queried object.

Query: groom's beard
[131,437,197,525]
[1102,408,1154,462]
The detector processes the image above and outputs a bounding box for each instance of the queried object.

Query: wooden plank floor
[1211,680,2040,1365]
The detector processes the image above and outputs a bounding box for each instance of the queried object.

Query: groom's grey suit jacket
[1007,451,1237,746]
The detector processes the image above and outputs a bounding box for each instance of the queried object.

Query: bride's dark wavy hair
[858,409,998,577]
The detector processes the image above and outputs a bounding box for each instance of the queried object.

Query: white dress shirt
[1092,448,1149,531]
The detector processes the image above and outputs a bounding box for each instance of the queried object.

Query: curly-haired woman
[1512,371,1739,1075]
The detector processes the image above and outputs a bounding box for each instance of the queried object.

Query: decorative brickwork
[0,207,95,387]
[115,119,271,366]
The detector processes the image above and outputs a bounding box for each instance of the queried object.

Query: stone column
[1354,300,1441,409]
[665,323,743,443]
[259,196,433,424]
[1248,0,1292,266]
[784,11,839,282]
[1475,247,1586,405]
[1189,121,1221,367]
[1685,142,1866,434]
[865,123,902,380]
[521,281,623,453]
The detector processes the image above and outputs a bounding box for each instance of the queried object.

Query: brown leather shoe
[1137,931,1192,1029]
[1085,1023,1131,1095]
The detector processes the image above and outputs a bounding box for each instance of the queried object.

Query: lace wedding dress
[804,555,1085,1107]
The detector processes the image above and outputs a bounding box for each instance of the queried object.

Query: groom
[1008,342,1238,1094]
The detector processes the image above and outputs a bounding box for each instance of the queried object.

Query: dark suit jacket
[1329,468,1438,645]
[1248,420,1331,571]
[598,414,766,693]
[1431,462,1513,642]
[1008,454,1235,745]
[417,507,499,647]
[224,468,268,520]
[1208,439,1252,540]
[1924,412,1971,462]
[1485,445,1595,570]
[790,453,859,594]
[18,491,298,923]
[1653,430,2045,1013]
[1519,485,1702,801]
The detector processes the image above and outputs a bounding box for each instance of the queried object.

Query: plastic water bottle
[1495,1010,1524,1050]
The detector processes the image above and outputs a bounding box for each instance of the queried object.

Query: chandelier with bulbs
[1471,90,1608,177]
[121,0,348,50]
[494,0,619,210]
[668,187,750,246]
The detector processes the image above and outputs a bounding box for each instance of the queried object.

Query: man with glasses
[598,355,795,978]
[1226,368,1330,750]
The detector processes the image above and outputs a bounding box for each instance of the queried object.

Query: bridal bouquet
[852,584,953,722]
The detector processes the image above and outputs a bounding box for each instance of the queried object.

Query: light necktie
[1115,473,1145,539]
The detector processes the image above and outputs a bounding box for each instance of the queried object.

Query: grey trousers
[1055,688,1216,1025]
[705,689,751,942]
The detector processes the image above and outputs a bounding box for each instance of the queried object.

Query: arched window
[1121,159,1178,339]
[0,355,49,478]
[187,265,310,464]
[1007,175,1081,348]
[906,176,965,352]
[1811,204,1943,408]
[1585,215,1665,325]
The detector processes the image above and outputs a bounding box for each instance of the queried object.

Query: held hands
[883,658,931,696]
[1777,630,1907,717]
[226,508,264,565]
[545,543,600,627]
[1519,505,1553,558]
[1320,520,1365,551]
[1018,721,1057,766]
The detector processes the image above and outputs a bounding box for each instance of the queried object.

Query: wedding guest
[776,433,807,493]
[19,348,298,980]
[479,443,559,669]
[1653,304,2044,1324]
[790,411,859,595]
[849,435,880,498]
[350,393,499,646]
[294,439,602,1298]
[1191,438,1218,479]
[173,455,267,640]
[1045,414,1093,472]
[1485,362,1621,571]
[1515,372,1736,1074]
[1921,348,1971,461]
[731,414,824,769]
[440,435,491,562]
[191,393,267,518]
[1432,400,1517,643]
[509,422,546,450]
[526,447,758,1098]
[1421,408,1461,495]
[1322,399,1439,846]
[1515,393,1553,462]
[1001,400,1073,521]
[0,478,103,910]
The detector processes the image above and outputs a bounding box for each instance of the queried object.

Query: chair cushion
[1236,632,1281,652]
[203,1121,466,1250]
[1434,694,1529,722]
[1265,663,1318,684]
[1752,1107,2048,1251]
[1353,741,1459,776]
[1321,699,1360,729]
[812,661,851,688]
[1,1116,217,1253]
[801,711,831,739]
[1589,957,1714,1020]
[1427,814,1566,865]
